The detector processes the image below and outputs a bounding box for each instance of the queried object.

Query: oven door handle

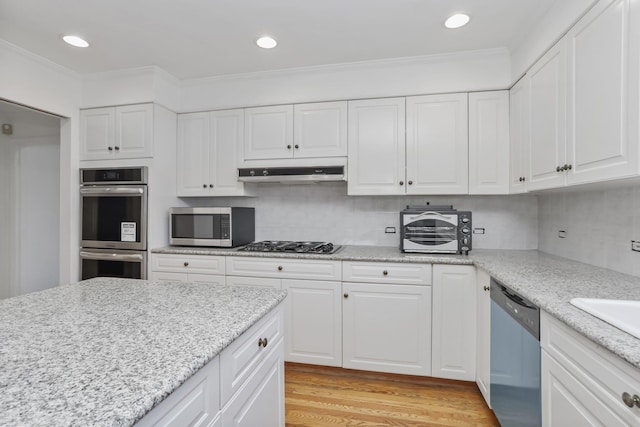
[409,211,453,221]
[80,251,144,261]
[80,187,144,195]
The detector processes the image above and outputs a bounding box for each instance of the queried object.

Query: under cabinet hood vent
[238,166,345,183]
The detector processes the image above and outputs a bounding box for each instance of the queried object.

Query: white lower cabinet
[151,254,226,286]
[475,268,491,406]
[282,279,342,367]
[541,311,640,426]
[342,282,432,376]
[431,264,477,381]
[138,304,285,427]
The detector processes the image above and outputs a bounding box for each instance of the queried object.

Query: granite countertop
[0,277,287,427]
[154,244,640,369]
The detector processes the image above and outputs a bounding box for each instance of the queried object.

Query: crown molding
[0,38,82,79]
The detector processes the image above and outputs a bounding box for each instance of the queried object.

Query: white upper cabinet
[527,40,568,191]
[244,105,294,160]
[177,109,251,197]
[509,78,531,194]
[347,98,406,195]
[80,103,153,161]
[293,101,347,158]
[468,91,510,194]
[566,0,637,185]
[406,93,469,195]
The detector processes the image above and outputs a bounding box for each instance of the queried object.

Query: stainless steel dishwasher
[490,277,541,427]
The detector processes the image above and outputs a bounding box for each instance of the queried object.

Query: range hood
[238,166,345,183]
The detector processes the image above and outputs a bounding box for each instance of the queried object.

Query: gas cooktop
[239,240,341,254]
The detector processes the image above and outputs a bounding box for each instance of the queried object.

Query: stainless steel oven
[80,167,148,280]
[400,205,472,254]
[80,249,147,280]
[80,167,148,250]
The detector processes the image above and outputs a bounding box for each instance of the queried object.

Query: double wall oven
[80,167,148,280]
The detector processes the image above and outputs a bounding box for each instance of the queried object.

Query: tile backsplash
[185,183,539,250]
[538,185,640,278]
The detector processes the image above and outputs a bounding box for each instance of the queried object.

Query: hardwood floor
[285,363,499,427]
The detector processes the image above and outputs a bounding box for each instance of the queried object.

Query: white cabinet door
[80,107,115,160]
[347,98,406,195]
[177,112,210,196]
[282,279,342,367]
[509,77,531,193]
[294,101,347,158]
[405,94,468,195]
[244,105,294,160]
[475,268,491,407]
[431,264,476,381]
[566,0,637,185]
[342,282,431,376]
[209,109,248,196]
[115,103,153,158]
[527,41,568,191]
[222,339,285,427]
[469,91,510,195]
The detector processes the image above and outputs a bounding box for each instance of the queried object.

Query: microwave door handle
[411,211,452,221]
[80,251,144,261]
[80,187,144,195]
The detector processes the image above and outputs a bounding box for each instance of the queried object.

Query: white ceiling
[0,0,557,80]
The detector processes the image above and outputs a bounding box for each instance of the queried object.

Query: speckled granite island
[0,277,287,426]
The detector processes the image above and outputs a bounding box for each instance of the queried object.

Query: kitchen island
[0,277,287,426]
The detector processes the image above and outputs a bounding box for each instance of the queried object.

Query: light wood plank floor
[285,363,499,427]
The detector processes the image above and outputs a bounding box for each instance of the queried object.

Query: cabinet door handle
[258,337,269,348]
[343,293,349,298]
[209,184,213,188]
[408,180,413,185]
[566,164,572,171]
[622,392,640,408]
[277,266,283,271]
[556,166,562,172]
[108,146,113,151]
[202,184,207,188]
[383,270,388,276]
[183,262,189,267]
[399,181,404,186]
[114,146,120,151]
[484,286,490,291]
[287,145,292,149]
[294,144,299,149]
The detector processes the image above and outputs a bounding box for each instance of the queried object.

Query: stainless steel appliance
[239,240,340,254]
[170,207,255,247]
[238,166,345,183]
[400,205,471,254]
[80,167,148,280]
[490,277,541,427]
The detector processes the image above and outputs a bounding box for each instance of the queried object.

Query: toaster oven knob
[461,227,470,234]
[462,238,469,245]
[461,217,470,223]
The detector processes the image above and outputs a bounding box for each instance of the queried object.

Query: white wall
[182,184,538,250]
[180,49,512,112]
[0,135,15,298]
[538,186,640,277]
[0,40,82,285]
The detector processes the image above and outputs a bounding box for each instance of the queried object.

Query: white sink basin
[570,298,640,339]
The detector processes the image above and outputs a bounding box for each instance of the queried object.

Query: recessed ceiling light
[444,13,470,29]
[62,35,89,48]
[256,36,277,49]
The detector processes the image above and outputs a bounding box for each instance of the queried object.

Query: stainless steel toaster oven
[400,205,472,254]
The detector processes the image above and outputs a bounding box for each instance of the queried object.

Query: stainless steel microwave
[169,207,255,247]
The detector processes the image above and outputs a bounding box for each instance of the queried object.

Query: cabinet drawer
[152,254,226,275]
[136,356,220,427]
[541,312,640,423]
[221,304,284,405]
[226,276,281,289]
[343,261,431,285]
[226,257,341,281]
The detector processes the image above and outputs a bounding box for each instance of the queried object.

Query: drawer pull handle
[183,262,189,267]
[622,392,640,408]
[277,266,283,271]
[484,286,490,291]
[258,337,269,348]
[383,270,388,276]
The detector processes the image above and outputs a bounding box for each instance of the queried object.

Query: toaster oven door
[402,212,459,253]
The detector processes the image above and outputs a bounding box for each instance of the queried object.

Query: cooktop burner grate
[239,240,341,254]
